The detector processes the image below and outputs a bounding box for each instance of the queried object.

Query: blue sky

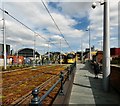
[0,0,119,54]
[72,17,90,30]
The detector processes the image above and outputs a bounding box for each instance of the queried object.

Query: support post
[30,88,40,106]
[103,0,110,92]
[67,67,71,80]
[60,38,62,64]
[59,71,64,95]
[2,3,7,70]
[89,26,91,60]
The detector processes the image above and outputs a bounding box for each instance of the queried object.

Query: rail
[29,62,76,105]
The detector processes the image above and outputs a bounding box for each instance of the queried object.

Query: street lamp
[92,0,110,92]
[86,26,92,60]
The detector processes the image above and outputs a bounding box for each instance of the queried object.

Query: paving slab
[69,62,120,105]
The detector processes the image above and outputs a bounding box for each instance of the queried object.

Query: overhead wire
[41,0,72,51]
[0,7,62,51]
[0,8,47,41]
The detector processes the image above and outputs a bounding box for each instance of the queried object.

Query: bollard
[29,88,41,106]
[59,71,64,95]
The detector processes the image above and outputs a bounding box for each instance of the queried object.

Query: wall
[110,65,120,93]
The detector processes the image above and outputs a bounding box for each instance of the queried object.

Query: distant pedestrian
[93,61,99,79]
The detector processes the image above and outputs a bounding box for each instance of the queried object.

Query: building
[7,56,24,65]
[110,48,120,58]
[93,48,120,64]
[17,48,40,58]
[85,46,95,52]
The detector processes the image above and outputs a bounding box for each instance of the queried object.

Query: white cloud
[88,0,119,48]
[2,0,98,2]
[57,2,91,18]
[0,1,119,54]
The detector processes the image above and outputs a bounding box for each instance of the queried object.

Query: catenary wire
[0,7,63,51]
[41,0,72,51]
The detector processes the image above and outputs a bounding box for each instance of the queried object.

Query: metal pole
[17,49,18,65]
[34,34,36,66]
[89,26,91,60]
[81,39,83,62]
[48,41,50,64]
[60,38,62,64]
[33,33,35,67]
[2,3,7,70]
[103,0,110,92]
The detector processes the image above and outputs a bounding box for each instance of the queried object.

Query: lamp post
[60,38,62,64]
[81,39,83,63]
[103,0,110,92]
[92,0,110,92]
[48,40,50,64]
[2,4,7,70]
[86,26,91,60]
[33,33,36,67]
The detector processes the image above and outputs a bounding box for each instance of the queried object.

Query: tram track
[2,65,68,105]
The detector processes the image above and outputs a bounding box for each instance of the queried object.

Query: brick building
[110,48,120,58]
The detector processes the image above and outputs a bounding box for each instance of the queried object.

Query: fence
[29,62,76,105]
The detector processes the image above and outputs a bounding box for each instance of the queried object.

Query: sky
[0,0,119,54]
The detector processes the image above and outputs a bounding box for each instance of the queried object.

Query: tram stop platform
[69,61,120,105]
[53,61,120,105]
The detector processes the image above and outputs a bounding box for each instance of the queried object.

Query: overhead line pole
[47,35,50,64]
[86,26,91,60]
[88,26,91,60]
[2,3,7,70]
[81,39,83,63]
[60,38,62,64]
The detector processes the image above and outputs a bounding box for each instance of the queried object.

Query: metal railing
[29,62,76,105]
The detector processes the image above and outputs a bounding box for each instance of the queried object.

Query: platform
[69,61,120,105]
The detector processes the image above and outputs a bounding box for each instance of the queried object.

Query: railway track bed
[1,64,69,105]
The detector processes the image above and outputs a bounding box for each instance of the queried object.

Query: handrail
[39,78,62,103]
[11,74,59,105]
[29,71,64,105]
[29,63,76,105]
